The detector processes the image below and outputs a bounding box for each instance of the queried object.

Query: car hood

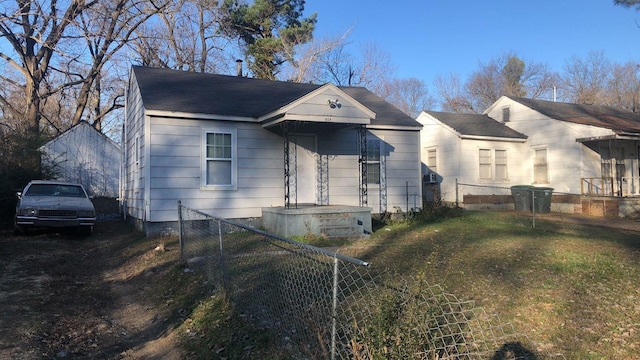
[19,196,95,210]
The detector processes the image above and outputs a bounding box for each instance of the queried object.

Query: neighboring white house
[41,120,121,198]
[417,111,527,204]
[419,96,640,205]
[123,66,423,236]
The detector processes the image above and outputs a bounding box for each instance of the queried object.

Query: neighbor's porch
[578,136,640,197]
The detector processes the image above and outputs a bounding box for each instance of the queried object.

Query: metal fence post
[218,219,226,288]
[177,200,184,262]
[531,189,536,228]
[331,255,339,360]
[455,178,459,207]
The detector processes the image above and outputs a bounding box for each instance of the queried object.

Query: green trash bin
[532,187,554,213]
[511,185,534,212]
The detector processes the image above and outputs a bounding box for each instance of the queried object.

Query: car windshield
[25,184,86,198]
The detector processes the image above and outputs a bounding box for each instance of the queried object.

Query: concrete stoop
[262,205,372,239]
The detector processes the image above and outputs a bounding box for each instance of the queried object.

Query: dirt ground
[0,220,185,360]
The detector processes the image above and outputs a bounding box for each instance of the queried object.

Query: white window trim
[478,148,509,182]
[202,128,237,190]
[425,146,437,173]
[366,137,382,186]
[533,147,549,184]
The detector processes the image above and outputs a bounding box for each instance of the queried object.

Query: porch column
[316,153,329,205]
[282,122,298,209]
[358,125,368,206]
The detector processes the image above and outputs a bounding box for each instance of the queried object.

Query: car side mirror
[16,191,22,200]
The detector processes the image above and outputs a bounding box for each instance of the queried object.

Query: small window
[203,129,236,189]
[502,106,510,122]
[366,139,381,185]
[534,148,548,183]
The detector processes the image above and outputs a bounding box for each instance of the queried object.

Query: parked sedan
[15,180,96,235]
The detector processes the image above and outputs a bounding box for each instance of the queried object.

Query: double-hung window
[479,148,508,181]
[366,139,381,185]
[533,148,548,183]
[203,129,236,189]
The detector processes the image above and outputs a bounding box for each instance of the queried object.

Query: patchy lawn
[2,211,638,359]
[336,211,640,359]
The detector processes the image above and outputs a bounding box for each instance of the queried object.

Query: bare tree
[0,0,170,135]
[129,0,231,74]
[280,30,350,83]
[561,50,611,105]
[433,73,475,113]
[607,61,640,112]
[434,53,557,113]
[70,0,171,130]
[316,41,395,96]
[0,0,97,134]
[379,78,435,118]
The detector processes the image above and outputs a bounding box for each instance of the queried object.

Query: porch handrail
[581,176,640,196]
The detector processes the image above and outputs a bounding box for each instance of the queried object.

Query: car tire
[78,225,93,236]
[13,224,25,235]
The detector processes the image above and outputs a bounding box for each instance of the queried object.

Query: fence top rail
[177,201,370,267]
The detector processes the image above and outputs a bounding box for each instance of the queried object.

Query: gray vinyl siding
[147,117,284,221]
[123,74,146,222]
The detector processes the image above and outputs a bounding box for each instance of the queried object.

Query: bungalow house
[123,66,423,236]
[417,111,527,204]
[419,96,640,216]
[41,120,121,198]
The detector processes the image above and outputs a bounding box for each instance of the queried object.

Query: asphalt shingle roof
[507,96,640,133]
[132,66,420,128]
[425,111,527,139]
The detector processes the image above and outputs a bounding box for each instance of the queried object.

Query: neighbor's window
[367,139,381,184]
[533,148,548,183]
[502,106,510,122]
[479,148,508,181]
[203,129,236,189]
[479,149,492,180]
[495,149,508,180]
[426,148,437,173]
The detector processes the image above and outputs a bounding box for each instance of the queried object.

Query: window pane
[495,150,507,180]
[367,163,380,184]
[479,149,491,179]
[367,140,380,161]
[534,149,548,182]
[207,133,231,159]
[207,160,232,185]
[427,149,437,171]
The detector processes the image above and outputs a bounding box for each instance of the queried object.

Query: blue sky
[304,1,640,91]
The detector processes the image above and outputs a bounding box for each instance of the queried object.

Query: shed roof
[425,111,527,139]
[131,66,420,128]
[506,96,640,133]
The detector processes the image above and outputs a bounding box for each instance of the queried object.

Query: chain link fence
[457,182,640,233]
[177,201,560,359]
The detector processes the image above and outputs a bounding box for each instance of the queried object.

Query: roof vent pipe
[236,59,243,77]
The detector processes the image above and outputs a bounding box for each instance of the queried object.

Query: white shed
[41,121,121,198]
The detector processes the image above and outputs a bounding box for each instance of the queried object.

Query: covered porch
[578,134,640,197]
[258,84,380,238]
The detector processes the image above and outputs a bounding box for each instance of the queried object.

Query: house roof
[42,120,121,150]
[131,66,420,129]
[506,96,640,133]
[425,111,527,139]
